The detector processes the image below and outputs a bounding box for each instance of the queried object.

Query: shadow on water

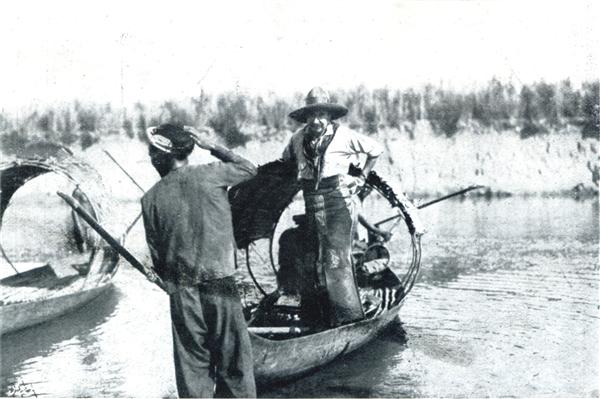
[417,255,462,284]
[1,286,119,390]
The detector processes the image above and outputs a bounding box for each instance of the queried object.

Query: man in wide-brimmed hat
[141,124,257,398]
[284,87,384,189]
[281,87,387,327]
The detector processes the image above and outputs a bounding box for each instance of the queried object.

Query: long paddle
[374,185,486,227]
[57,191,168,293]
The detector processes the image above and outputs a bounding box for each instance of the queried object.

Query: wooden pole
[57,191,167,293]
[103,150,146,193]
[103,150,145,238]
[374,185,486,227]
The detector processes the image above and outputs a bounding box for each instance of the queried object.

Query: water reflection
[1,287,120,396]
[1,197,598,397]
[262,321,417,398]
[264,197,599,397]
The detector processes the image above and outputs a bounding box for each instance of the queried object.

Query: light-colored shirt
[282,124,384,184]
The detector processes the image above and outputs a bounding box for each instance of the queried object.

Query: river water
[1,196,598,397]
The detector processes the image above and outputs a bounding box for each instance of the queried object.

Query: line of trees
[1,79,598,154]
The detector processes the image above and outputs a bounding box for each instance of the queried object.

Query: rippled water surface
[2,197,598,397]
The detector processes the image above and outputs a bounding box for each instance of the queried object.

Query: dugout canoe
[228,160,422,385]
[250,306,402,386]
[247,267,407,386]
[0,142,122,335]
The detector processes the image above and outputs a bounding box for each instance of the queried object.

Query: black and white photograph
[1,1,598,397]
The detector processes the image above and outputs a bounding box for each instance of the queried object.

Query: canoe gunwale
[0,281,114,335]
[249,288,406,385]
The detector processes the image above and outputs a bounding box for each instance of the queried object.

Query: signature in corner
[5,379,38,398]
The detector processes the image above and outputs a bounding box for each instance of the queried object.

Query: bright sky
[1,0,598,111]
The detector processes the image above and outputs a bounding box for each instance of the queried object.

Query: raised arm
[185,126,257,186]
[185,126,257,174]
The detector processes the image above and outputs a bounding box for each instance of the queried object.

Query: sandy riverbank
[71,123,598,200]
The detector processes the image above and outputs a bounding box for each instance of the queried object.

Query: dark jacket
[142,161,256,294]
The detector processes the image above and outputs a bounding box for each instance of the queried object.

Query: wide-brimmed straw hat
[289,87,348,123]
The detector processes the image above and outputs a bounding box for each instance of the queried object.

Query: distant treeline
[1,79,598,153]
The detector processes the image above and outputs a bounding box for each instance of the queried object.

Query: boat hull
[1,143,123,335]
[250,302,402,385]
[0,282,113,335]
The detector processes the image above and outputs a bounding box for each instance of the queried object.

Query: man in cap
[281,87,424,327]
[141,123,256,398]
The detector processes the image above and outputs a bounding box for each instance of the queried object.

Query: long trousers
[302,176,365,327]
[169,277,256,398]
